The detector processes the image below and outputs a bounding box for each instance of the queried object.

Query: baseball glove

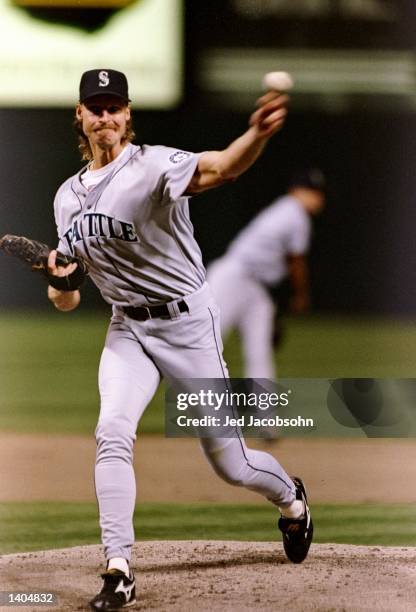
[0,234,87,291]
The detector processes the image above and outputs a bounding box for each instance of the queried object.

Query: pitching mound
[1,542,415,611]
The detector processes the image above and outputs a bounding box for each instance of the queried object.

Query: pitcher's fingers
[250,104,287,128]
[255,92,289,108]
[47,249,58,272]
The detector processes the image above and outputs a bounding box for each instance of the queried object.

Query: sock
[107,557,129,577]
[279,499,304,519]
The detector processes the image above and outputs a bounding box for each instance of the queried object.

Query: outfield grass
[1,311,416,435]
[1,501,416,555]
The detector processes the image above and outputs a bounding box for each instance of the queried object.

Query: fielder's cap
[79,69,129,103]
[289,168,327,193]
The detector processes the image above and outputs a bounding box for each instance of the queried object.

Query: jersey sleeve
[53,187,73,257]
[159,148,202,202]
[286,211,311,255]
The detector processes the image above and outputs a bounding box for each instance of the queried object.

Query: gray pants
[207,257,276,378]
[95,283,295,561]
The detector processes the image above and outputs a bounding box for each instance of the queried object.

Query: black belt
[122,300,189,321]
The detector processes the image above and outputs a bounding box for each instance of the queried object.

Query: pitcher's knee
[209,457,249,487]
[95,418,136,465]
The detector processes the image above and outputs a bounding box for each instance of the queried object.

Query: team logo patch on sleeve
[169,151,191,164]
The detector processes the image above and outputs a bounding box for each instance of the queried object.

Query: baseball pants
[95,283,295,561]
[207,257,276,379]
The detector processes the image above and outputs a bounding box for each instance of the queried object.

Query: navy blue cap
[289,168,327,193]
[79,69,129,103]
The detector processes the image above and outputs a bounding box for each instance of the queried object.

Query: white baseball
[262,71,294,92]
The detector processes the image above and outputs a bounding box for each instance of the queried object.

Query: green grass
[1,502,415,555]
[1,311,416,434]
[0,310,165,434]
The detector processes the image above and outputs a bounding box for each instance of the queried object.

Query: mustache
[94,123,117,130]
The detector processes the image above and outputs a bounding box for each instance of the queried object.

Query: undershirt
[81,145,130,191]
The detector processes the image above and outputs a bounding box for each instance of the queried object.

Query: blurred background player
[207,168,326,380]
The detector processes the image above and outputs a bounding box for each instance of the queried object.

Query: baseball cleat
[89,569,136,611]
[278,476,313,564]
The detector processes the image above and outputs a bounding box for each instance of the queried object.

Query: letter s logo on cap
[98,70,110,87]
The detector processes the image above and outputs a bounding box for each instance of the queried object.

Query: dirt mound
[1,541,415,611]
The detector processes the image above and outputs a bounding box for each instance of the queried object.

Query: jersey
[53,143,205,306]
[227,195,311,285]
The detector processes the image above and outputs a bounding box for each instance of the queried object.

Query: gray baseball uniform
[208,195,311,378]
[54,143,296,562]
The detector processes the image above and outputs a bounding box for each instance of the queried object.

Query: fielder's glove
[0,234,87,291]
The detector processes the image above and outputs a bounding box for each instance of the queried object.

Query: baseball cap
[79,69,129,103]
[289,168,327,193]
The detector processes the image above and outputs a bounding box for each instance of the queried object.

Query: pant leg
[208,259,277,379]
[95,317,160,561]
[200,436,294,505]
[239,281,276,379]
[206,257,245,336]
[145,291,295,507]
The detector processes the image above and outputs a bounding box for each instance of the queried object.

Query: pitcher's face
[76,95,131,150]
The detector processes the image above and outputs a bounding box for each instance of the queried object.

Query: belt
[122,300,189,321]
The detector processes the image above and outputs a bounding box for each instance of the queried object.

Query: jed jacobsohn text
[176,414,314,428]
[176,389,290,411]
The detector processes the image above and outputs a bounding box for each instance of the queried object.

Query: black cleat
[278,476,313,564]
[90,569,136,611]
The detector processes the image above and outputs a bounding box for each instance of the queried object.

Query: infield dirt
[2,434,416,503]
[1,541,416,611]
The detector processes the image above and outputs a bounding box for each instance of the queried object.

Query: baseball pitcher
[7,69,313,611]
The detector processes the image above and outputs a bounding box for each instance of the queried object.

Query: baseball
[262,71,294,92]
